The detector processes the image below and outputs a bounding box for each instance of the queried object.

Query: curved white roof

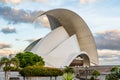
[40,9,98,65]
[31,26,69,57]
[44,34,81,68]
[30,27,83,68]
[25,9,99,68]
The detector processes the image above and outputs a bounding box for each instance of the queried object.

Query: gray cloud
[0,49,19,56]
[24,39,36,43]
[15,38,21,41]
[0,42,12,49]
[0,6,44,24]
[24,38,42,43]
[1,26,16,34]
[95,30,120,50]
[99,54,120,65]
[98,49,120,65]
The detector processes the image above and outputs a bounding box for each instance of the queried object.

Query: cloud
[7,0,22,4]
[31,0,48,3]
[34,15,50,28]
[95,30,120,65]
[15,37,41,43]
[0,0,22,4]
[1,26,16,34]
[0,42,12,49]
[95,29,120,50]
[0,6,44,24]
[98,49,120,65]
[0,49,19,56]
[98,49,120,57]
[80,0,96,4]
[0,0,48,4]
[15,38,21,41]
[24,37,41,43]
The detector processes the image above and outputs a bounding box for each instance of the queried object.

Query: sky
[0,0,120,65]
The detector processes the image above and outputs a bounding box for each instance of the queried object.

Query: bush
[19,66,63,77]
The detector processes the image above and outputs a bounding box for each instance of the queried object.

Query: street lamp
[84,66,89,80]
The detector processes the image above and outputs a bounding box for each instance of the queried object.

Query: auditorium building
[25,9,99,68]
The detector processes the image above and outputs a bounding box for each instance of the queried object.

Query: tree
[63,66,75,80]
[64,66,74,73]
[111,66,119,73]
[0,57,19,80]
[10,57,20,70]
[90,76,95,80]
[105,74,116,80]
[63,72,75,80]
[105,66,120,80]
[15,51,44,68]
[90,70,100,80]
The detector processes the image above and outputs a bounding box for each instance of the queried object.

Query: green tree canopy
[111,66,119,73]
[105,66,120,80]
[15,51,44,68]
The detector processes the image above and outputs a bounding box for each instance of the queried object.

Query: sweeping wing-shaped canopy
[25,9,98,67]
[40,9,98,65]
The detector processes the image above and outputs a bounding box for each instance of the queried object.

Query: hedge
[19,66,63,77]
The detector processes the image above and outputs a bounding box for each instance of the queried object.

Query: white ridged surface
[31,26,69,57]
[44,35,81,68]
[43,9,98,65]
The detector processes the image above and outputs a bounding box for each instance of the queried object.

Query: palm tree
[63,66,75,80]
[63,72,75,80]
[64,66,74,73]
[10,57,19,70]
[0,57,19,80]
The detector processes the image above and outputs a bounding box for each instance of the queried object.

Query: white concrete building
[25,9,98,68]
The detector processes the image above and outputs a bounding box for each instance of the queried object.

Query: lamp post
[84,66,88,80]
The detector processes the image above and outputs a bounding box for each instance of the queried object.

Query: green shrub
[19,66,63,77]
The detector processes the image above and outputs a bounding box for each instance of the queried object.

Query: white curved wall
[43,9,98,65]
[31,26,69,57]
[44,35,81,68]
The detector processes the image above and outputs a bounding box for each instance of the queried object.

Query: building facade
[25,9,98,68]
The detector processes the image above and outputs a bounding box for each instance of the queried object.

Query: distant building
[25,9,98,68]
